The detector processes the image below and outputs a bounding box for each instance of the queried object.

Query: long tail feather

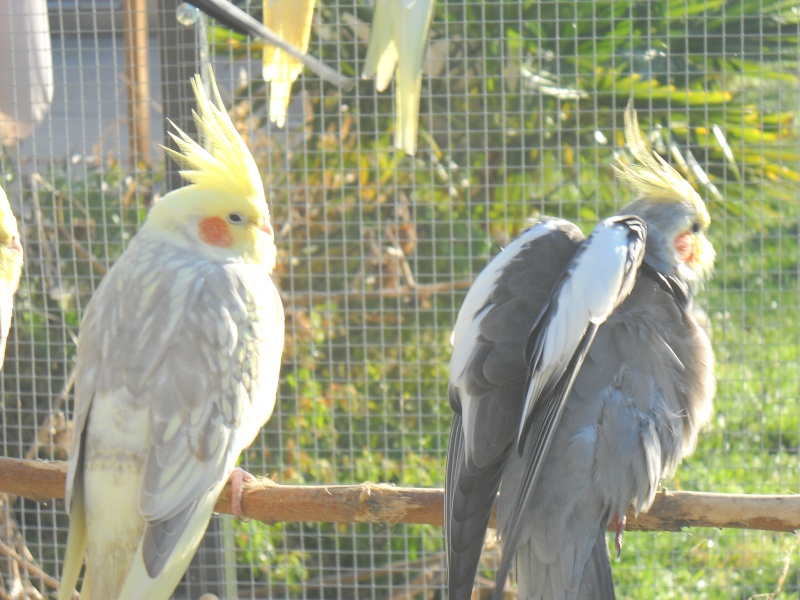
[58,483,87,600]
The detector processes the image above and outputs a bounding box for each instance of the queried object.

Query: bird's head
[615,100,715,290]
[149,69,275,270]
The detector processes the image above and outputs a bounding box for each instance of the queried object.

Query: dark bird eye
[227,212,245,224]
[691,222,702,233]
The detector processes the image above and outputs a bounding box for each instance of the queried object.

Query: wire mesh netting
[0,0,799,598]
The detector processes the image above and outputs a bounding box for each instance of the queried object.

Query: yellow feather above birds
[363,0,437,155]
[262,0,317,127]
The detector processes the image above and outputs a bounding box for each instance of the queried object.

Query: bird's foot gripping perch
[614,514,626,558]
[228,467,256,519]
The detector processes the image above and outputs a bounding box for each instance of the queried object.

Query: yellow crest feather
[615,100,710,227]
[163,69,264,206]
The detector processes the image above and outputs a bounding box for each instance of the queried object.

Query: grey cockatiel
[445,101,716,600]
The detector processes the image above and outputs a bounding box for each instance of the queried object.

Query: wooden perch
[2,456,800,533]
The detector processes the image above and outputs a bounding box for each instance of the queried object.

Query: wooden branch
[3,457,800,533]
[0,459,68,503]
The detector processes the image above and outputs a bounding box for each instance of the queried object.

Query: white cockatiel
[59,69,284,600]
[363,0,437,155]
[262,0,317,127]
[446,101,716,599]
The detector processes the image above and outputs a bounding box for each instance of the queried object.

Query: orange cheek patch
[198,216,234,248]
[675,232,696,264]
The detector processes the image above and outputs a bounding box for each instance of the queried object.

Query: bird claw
[227,467,255,519]
[615,515,626,558]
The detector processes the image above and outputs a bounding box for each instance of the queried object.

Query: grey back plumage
[496,265,711,599]
[446,219,584,600]
[578,531,616,600]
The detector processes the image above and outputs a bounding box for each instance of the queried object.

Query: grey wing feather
[493,323,600,597]
[506,272,710,599]
[445,410,502,600]
[493,216,646,598]
[514,529,615,600]
[577,530,616,600]
[446,219,584,600]
[66,234,210,511]
[67,234,283,578]
[138,262,282,575]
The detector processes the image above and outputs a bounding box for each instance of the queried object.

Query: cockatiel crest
[151,72,276,271]
[615,100,715,286]
[165,75,265,203]
[60,68,284,600]
[615,101,710,227]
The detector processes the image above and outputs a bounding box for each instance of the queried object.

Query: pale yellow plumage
[363,0,437,155]
[59,68,284,600]
[0,184,22,369]
[262,0,316,127]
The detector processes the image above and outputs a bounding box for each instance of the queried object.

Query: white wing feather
[519,216,646,438]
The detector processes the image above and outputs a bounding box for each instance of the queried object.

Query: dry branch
[2,457,800,533]
[0,539,61,593]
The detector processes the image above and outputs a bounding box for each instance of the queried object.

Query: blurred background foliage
[2,0,800,597]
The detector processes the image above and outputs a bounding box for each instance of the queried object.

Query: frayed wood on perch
[1,456,799,533]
